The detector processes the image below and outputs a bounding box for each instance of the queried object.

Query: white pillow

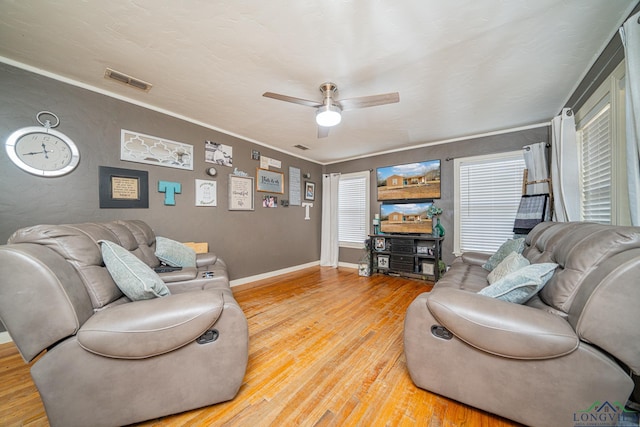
[100,240,170,301]
[487,252,530,285]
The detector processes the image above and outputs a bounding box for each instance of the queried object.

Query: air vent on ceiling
[294,144,309,150]
[104,68,152,92]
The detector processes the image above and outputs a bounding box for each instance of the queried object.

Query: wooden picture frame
[99,166,149,208]
[256,168,284,193]
[304,181,315,201]
[228,175,254,211]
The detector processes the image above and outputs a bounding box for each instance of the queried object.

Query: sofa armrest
[459,251,491,266]
[196,252,218,268]
[158,266,198,283]
[427,287,579,359]
[78,291,224,359]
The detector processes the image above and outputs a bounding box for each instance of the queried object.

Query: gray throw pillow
[483,238,526,271]
[155,236,197,267]
[478,262,558,304]
[487,251,530,284]
[100,240,170,301]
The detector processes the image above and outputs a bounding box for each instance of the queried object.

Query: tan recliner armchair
[404,222,640,427]
[0,220,248,427]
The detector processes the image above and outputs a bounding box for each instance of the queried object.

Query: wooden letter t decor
[158,180,181,205]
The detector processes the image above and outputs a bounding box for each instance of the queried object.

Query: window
[454,151,525,255]
[338,171,370,248]
[576,61,628,225]
[578,101,612,223]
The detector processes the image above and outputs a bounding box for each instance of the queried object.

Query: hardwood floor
[0,267,520,427]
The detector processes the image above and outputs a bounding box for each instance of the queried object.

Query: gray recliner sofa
[404,222,640,427]
[0,220,248,427]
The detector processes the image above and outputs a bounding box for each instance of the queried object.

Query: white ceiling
[0,1,636,164]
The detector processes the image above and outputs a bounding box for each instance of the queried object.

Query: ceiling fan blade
[338,92,400,111]
[262,92,322,108]
[317,126,330,138]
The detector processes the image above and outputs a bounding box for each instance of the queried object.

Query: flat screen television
[380,202,433,234]
[376,159,441,201]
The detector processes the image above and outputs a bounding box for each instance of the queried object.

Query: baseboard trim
[0,331,12,344]
[230,261,320,288]
[338,262,358,269]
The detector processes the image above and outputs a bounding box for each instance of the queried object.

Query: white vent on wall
[104,68,152,92]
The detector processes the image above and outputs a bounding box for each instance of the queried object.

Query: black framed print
[99,166,149,208]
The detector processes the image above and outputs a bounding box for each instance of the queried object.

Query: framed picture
[416,245,429,254]
[376,159,441,201]
[374,237,386,251]
[304,181,315,201]
[228,175,254,211]
[256,168,284,193]
[121,129,193,170]
[377,255,390,269]
[205,141,233,167]
[99,166,149,208]
[262,195,278,208]
[195,179,217,207]
[422,261,435,275]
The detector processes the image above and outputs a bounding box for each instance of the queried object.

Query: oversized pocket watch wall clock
[5,111,80,177]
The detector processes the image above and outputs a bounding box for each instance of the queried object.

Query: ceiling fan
[263,82,399,138]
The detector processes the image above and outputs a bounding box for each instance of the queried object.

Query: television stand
[369,234,444,282]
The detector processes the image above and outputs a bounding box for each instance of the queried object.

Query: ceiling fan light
[316,104,342,127]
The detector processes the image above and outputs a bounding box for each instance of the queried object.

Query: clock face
[6,127,80,177]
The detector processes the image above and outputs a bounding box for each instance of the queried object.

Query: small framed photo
[304,181,315,201]
[251,149,260,160]
[377,255,390,269]
[262,195,277,208]
[374,237,386,251]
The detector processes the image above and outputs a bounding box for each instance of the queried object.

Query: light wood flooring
[0,267,520,426]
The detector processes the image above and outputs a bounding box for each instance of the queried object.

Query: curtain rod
[446,142,551,160]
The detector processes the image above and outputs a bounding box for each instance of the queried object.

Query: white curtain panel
[523,142,549,195]
[551,108,580,222]
[320,173,340,267]
[620,11,640,226]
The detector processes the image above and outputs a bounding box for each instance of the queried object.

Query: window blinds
[338,172,369,246]
[458,154,525,253]
[578,103,612,224]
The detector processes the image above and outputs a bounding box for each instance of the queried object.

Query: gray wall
[0,63,323,281]
[564,2,640,113]
[325,125,551,266]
